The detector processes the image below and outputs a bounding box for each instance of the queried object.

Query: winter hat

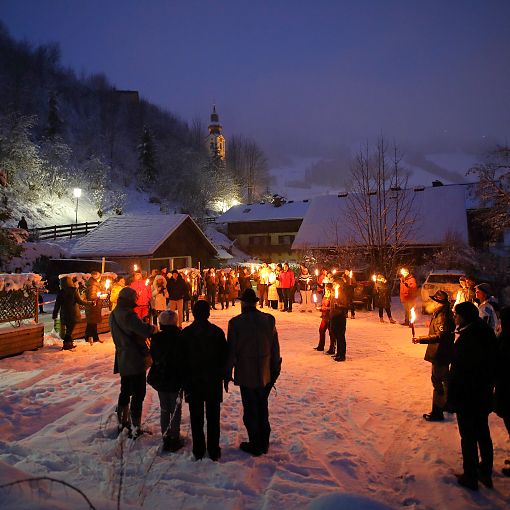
[159,310,177,326]
[454,301,479,323]
[118,287,137,307]
[239,288,259,304]
[475,283,492,297]
[430,290,449,304]
[192,299,210,320]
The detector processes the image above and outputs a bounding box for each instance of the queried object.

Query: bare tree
[227,135,268,203]
[468,145,510,243]
[347,137,415,276]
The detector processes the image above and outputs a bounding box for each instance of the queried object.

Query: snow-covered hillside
[0,302,508,509]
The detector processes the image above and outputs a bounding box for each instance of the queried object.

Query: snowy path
[0,304,509,509]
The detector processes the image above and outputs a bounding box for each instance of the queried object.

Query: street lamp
[73,188,81,224]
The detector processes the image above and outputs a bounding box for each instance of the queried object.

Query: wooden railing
[29,221,101,240]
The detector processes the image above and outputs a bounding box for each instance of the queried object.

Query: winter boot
[423,405,444,422]
[389,318,396,324]
[380,317,385,323]
[130,413,143,439]
[116,405,131,435]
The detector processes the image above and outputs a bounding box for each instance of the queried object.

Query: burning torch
[410,307,416,340]
[349,270,353,284]
[133,264,138,272]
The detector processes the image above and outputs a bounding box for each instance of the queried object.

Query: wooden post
[101,257,105,274]
[34,287,39,324]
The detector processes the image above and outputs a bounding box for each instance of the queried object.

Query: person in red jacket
[130,271,152,320]
[279,262,295,312]
[399,268,418,326]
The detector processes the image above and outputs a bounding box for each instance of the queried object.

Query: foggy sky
[2,0,510,186]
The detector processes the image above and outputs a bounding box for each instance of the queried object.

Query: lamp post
[73,188,81,225]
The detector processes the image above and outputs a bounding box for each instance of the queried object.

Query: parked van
[421,269,465,314]
[44,259,126,292]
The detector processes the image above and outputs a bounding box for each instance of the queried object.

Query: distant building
[71,214,218,272]
[292,183,509,258]
[217,200,310,261]
[206,105,226,161]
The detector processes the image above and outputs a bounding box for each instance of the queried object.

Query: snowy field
[0,302,509,510]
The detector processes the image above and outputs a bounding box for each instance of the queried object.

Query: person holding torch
[412,290,455,422]
[399,267,418,326]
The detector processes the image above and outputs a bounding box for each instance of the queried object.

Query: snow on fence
[0,274,44,358]
[29,221,101,240]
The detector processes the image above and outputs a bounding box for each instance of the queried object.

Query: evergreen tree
[46,92,63,139]
[138,127,157,187]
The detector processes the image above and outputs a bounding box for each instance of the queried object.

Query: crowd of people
[49,261,510,489]
[109,286,281,460]
[410,277,508,490]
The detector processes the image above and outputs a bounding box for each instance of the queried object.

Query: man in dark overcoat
[181,300,227,461]
[448,301,497,491]
[413,290,455,421]
[110,287,155,438]
[52,276,91,350]
[226,288,282,456]
[85,271,103,344]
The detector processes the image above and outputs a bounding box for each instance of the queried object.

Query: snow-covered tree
[81,156,109,217]
[468,145,510,244]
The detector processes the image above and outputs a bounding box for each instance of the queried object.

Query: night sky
[2,0,510,185]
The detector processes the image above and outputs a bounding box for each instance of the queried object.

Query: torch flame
[349,270,353,279]
[313,293,317,303]
[400,268,406,276]
[145,278,150,286]
[410,307,416,324]
[251,264,255,274]
[332,269,337,275]
[105,279,111,290]
[134,264,138,271]
[315,269,319,277]
[96,291,101,298]
[334,285,339,299]
[372,274,377,282]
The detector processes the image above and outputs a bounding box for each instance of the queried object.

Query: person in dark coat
[329,279,349,361]
[110,287,155,438]
[181,300,227,461]
[238,268,252,294]
[343,270,356,319]
[494,307,510,477]
[205,269,218,310]
[314,283,333,352]
[148,310,184,452]
[413,290,455,421]
[17,216,28,230]
[448,301,498,491]
[374,274,396,323]
[167,270,188,328]
[85,271,103,344]
[52,276,91,350]
[226,288,282,456]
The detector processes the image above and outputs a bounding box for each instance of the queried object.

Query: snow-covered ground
[0,302,508,510]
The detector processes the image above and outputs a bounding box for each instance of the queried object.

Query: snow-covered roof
[71,214,215,257]
[292,185,470,249]
[217,200,310,223]
[215,248,233,260]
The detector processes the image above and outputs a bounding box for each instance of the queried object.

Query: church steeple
[206,105,226,160]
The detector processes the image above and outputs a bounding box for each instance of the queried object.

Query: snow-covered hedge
[0,273,43,292]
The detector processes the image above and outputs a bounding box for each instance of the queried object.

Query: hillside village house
[217,200,310,262]
[291,183,509,258]
[71,215,218,273]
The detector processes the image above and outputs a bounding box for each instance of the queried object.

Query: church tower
[206,105,226,161]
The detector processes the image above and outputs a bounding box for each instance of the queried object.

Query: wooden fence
[29,221,101,240]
